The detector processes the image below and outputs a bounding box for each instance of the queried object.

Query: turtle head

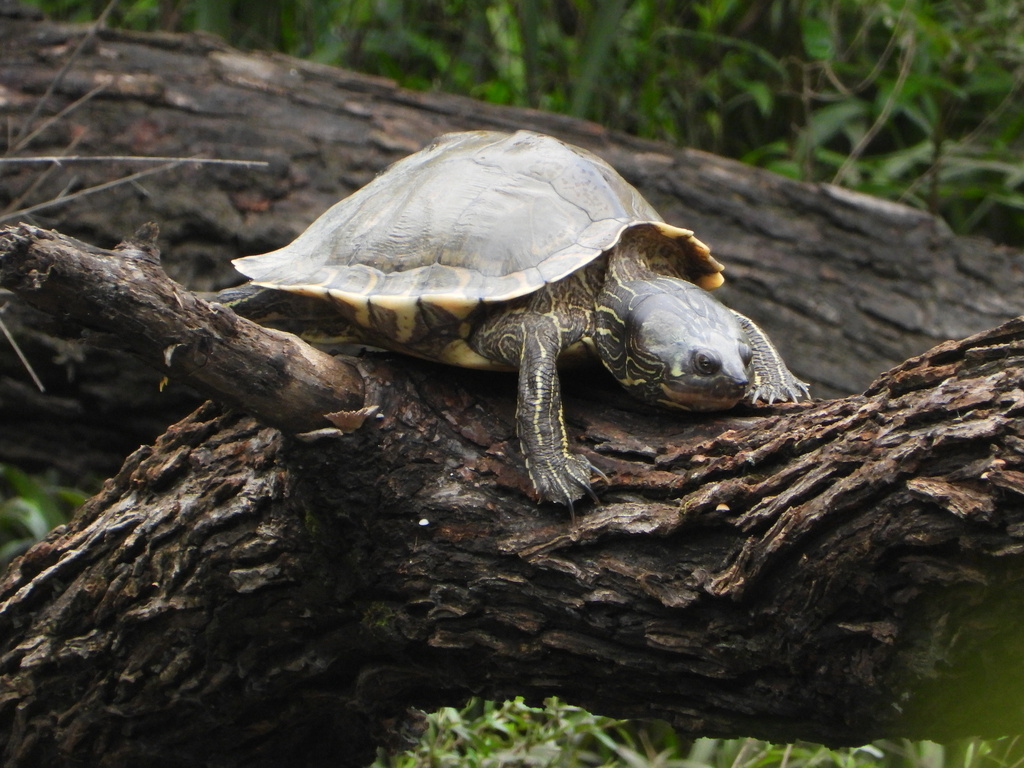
[595,278,752,411]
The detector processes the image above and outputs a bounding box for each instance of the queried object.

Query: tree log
[2,223,1024,766]
[2,11,1024,481]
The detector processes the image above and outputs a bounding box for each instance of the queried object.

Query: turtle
[228,130,808,507]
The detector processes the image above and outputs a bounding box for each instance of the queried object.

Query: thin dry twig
[10,0,120,153]
[7,83,109,157]
[1,134,85,217]
[0,161,185,224]
[0,156,270,224]
[0,156,272,167]
[0,305,45,393]
[831,32,916,186]
[821,0,909,98]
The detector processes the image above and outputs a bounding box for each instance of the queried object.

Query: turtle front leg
[471,310,596,507]
[515,326,597,506]
[730,310,810,404]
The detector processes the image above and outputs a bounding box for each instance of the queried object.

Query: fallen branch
[0,223,362,433]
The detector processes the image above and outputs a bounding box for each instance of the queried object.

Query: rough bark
[0,223,363,434]
[2,10,1024,481]
[2,217,1024,767]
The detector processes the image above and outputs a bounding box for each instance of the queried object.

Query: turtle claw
[747,373,811,405]
[729,309,810,405]
[747,377,810,406]
[528,451,601,510]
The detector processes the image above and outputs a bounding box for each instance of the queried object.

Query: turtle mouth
[658,378,747,411]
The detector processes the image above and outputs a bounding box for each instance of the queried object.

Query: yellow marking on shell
[625,222,725,289]
[651,222,696,239]
[698,272,725,290]
[428,293,481,319]
[366,294,421,343]
[650,222,716,261]
[324,287,478,319]
[330,290,373,328]
[257,282,329,299]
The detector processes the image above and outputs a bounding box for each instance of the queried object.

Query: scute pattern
[234,130,671,308]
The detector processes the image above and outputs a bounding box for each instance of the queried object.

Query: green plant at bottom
[374,698,1024,768]
[0,463,87,569]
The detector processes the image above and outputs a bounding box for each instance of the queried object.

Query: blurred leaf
[0,464,84,570]
[743,80,775,116]
[570,0,628,118]
[807,100,870,147]
[801,16,835,59]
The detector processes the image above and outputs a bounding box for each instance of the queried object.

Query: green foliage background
[370,697,1024,768]
[25,0,1024,247]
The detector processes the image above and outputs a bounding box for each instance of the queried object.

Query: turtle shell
[233,130,723,366]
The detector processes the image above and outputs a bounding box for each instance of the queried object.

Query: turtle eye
[692,349,721,376]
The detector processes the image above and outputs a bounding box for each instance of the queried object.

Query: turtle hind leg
[730,310,811,404]
[470,306,597,508]
[215,282,314,326]
[215,283,364,344]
